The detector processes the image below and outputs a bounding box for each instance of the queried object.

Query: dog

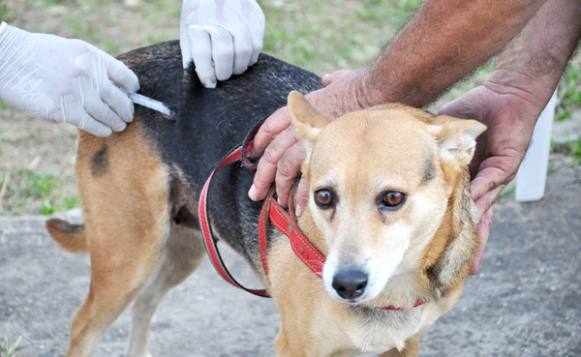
[46,40,485,356]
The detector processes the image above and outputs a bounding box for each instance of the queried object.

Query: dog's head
[288,91,485,305]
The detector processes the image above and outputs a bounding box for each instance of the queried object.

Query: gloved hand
[180,0,265,88]
[0,23,139,137]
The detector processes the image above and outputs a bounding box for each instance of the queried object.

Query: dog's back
[123,41,320,261]
[120,40,319,184]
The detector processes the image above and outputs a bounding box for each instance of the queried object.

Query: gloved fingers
[72,110,113,137]
[188,26,217,88]
[84,96,127,132]
[180,24,194,70]
[243,1,265,65]
[101,83,134,122]
[207,24,234,81]
[106,56,140,93]
[232,26,253,75]
[74,46,139,95]
[230,5,260,72]
[248,35,262,67]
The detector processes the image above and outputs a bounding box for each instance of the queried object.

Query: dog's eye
[314,189,335,209]
[379,191,406,210]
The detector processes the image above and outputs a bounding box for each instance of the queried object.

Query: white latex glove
[0,22,139,137]
[180,0,265,88]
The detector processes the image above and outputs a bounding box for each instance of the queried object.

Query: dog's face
[289,92,485,304]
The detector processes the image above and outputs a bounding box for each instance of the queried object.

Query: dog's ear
[428,116,486,165]
[288,91,330,158]
[288,91,329,140]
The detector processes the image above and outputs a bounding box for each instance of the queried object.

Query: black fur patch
[48,218,84,234]
[91,145,109,177]
[421,155,435,184]
[118,41,321,271]
[173,206,199,229]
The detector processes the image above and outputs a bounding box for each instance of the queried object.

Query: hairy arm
[249,0,551,206]
[363,0,548,107]
[439,0,581,273]
[487,0,581,105]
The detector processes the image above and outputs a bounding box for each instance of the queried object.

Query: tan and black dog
[47,41,485,357]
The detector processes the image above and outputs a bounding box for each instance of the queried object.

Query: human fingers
[84,95,126,132]
[249,127,298,201]
[241,0,265,65]
[321,69,353,87]
[70,110,113,137]
[252,106,292,156]
[274,143,304,207]
[208,25,234,81]
[294,176,309,217]
[473,184,503,218]
[231,24,253,75]
[188,26,217,88]
[470,163,511,203]
[101,83,134,123]
[469,206,494,275]
[105,55,140,93]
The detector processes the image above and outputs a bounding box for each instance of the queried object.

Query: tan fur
[266,92,484,356]
[47,92,482,356]
[46,219,88,253]
[47,121,204,357]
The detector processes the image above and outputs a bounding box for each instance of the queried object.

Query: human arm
[248,0,548,206]
[440,0,581,273]
[179,0,265,88]
[0,23,139,137]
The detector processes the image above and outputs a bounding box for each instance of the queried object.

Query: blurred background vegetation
[0,0,579,216]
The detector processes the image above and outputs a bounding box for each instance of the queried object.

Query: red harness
[197,136,426,310]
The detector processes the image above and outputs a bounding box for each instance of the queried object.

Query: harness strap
[198,140,428,310]
[198,146,269,298]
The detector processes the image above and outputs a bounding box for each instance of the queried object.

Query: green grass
[0,169,80,216]
[498,185,516,200]
[260,0,422,75]
[0,335,22,357]
[556,62,581,122]
[551,137,581,165]
[0,3,10,20]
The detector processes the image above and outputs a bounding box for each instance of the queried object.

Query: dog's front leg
[276,302,320,357]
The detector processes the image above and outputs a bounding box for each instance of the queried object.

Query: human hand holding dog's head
[249,69,372,214]
[439,82,541,274]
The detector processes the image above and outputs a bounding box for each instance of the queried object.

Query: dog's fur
[46,41,484,357]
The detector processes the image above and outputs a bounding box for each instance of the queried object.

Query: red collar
[197,145,426,311]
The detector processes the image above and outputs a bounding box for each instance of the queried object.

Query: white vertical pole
[515,91,558,202]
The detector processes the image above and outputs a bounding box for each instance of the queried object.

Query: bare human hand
[439,80,544,274]
[248,69,371,215]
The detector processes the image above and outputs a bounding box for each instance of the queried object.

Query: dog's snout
[332,268,368,300]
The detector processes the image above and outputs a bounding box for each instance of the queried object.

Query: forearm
[487,0,581,107]
[364,0,547,107]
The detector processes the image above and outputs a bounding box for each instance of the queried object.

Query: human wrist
[359,66,393,108]
[486,68,558,111]
[0,24,30,99]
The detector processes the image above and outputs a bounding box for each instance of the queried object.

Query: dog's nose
[332,268,368,300]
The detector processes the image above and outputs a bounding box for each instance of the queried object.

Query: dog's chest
[346,304,443,353]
